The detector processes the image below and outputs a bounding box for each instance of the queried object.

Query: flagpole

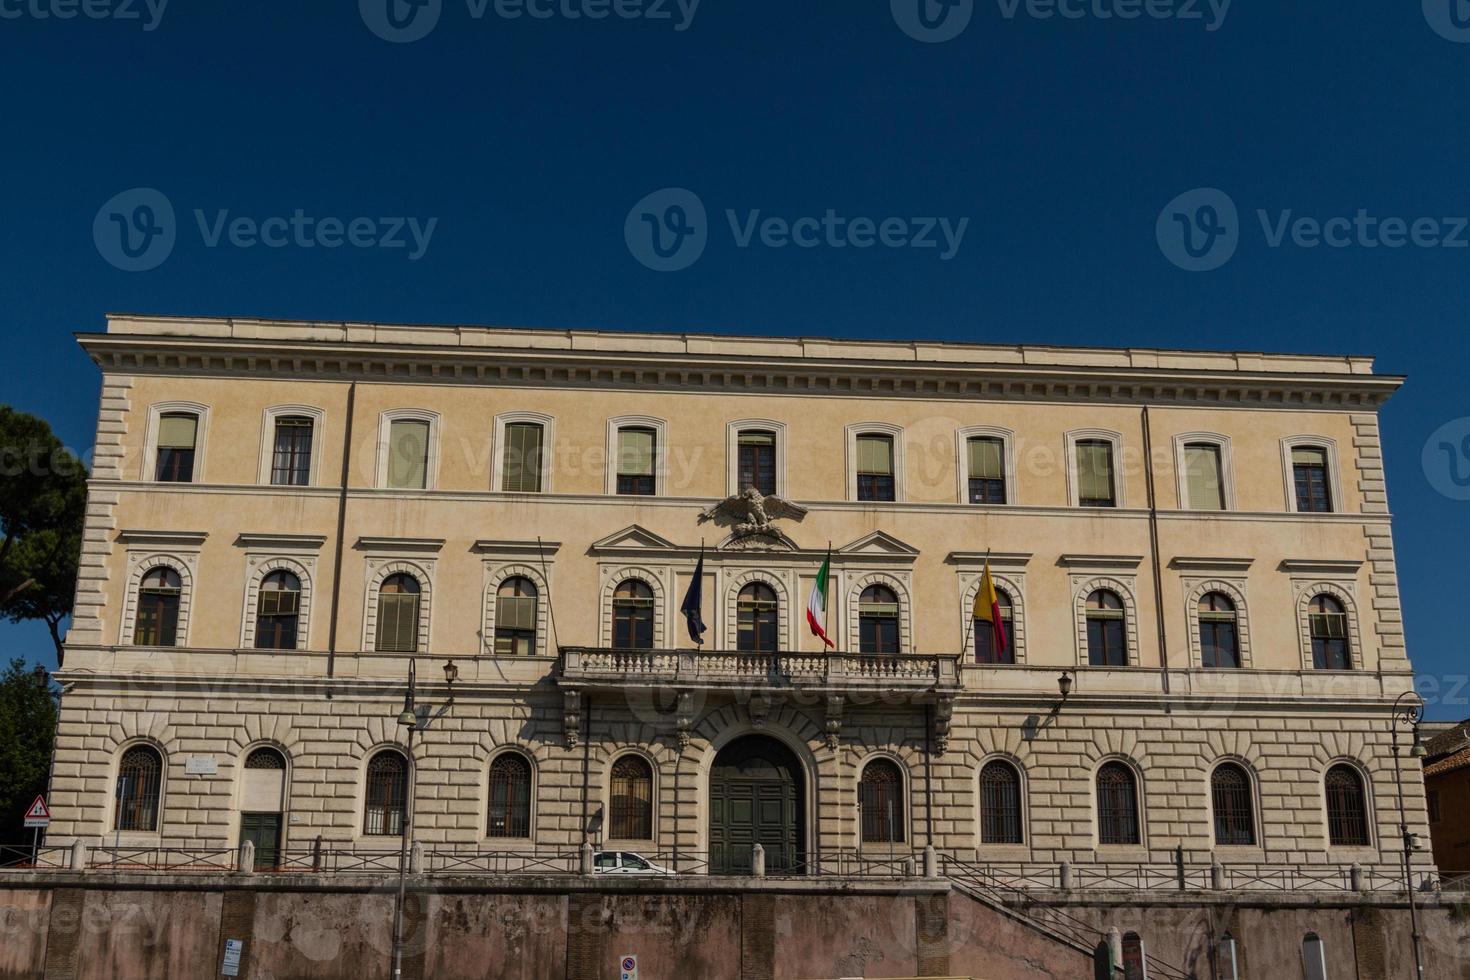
[696,539,704,651]
[960,548,991,661]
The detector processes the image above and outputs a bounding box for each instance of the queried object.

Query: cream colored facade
[49,313,1428,877]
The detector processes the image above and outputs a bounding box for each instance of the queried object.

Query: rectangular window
[967,436,1006,504]
[1075,439,1116,507]
[270,417,314,486]
[502,422,544,493]
[375,593,420,653]
[155,413,198,483]
[1428,790,1441,824]
[494,592,537,656]
[386,419,430,490]
[1183,443,1225,510]
[1293,447,1333,512]
[616,427,656,496]
[856,434,895,502]
[737,430,777,495]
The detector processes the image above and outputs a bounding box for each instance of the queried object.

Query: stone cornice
[353,536,445,554]
[114,529,208,549]
[233,532,328,551]
[1168,556,1255,572]
[77,322,1404,410]
[1278,558,1365,575]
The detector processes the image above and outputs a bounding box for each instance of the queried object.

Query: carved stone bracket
[932,696,954,755]
[824,694,844,751]
[675,690,695,750]
[563,689,583,748]
[749,692,773,729]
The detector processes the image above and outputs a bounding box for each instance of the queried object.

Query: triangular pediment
[836,530,920,557]
[589,524,681,553]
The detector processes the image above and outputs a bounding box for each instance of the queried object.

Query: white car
[592,850,676,876]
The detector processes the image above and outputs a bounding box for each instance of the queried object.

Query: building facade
[1424,720,1470,876]
[49,314,1430,882]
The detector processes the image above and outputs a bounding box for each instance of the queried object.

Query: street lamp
[390,659,418,980]
[1390,690,1427,980]
[1057,671,1073,701]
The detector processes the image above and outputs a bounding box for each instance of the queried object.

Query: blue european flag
[681,548,708,646]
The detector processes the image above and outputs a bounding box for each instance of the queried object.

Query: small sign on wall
[619,954,638,980]
[186,756,218,775]
[220,939,244,977]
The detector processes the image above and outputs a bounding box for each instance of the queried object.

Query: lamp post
[1390,690,1428,980]
[390,658,418,980]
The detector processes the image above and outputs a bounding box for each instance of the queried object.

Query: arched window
[375,574,421,653]
[1211,763,1256,846]
[133,567,182,646]
[612,580,655,650]
[115,744,163,832]
[1308,595,1351,670]
[975,588,1014,664]
[736,582,779,653]
[737,430,777,495]
[979,760,1023,844]
[1302,932,1328,980]
[859,585,900,655]
[494,577,538,656]
[1096,762,1140,846]
[1085,590,1127,666]
[254,571,302,650]
[1199,592,1240,669]
[363,750,409,836]
[610,756,653,840]
[1325,764,1370,846]
[488,753,533,839]
[859,759,905,844]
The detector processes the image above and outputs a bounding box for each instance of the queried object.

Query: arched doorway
[709,735,805,875]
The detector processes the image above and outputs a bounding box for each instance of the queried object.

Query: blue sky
[1,2,1467,716]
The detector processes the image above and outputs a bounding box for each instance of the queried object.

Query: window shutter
[617,428,655,476]
[1184,443,1225,510]
[1293,447,1327,466]
[157,414,197,449]
[503,423,543,492]
[387,420,429,489]
[1076,441,1114,502]
[967,437,1003,480]
[857,435,893,475]
[739,430,774,447]
[498,594,536,631]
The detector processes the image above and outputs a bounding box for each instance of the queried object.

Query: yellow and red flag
[972,557,1008,656]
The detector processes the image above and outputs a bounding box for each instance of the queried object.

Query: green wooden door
[240,812,282,870]
[709,736,804,875]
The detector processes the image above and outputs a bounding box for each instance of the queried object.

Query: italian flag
[973,556,1008,655]
[806,550,834,649]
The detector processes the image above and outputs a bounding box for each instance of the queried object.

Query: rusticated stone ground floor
[0,874,1467,979]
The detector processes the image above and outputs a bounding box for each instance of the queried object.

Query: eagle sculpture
[698,487,808,540]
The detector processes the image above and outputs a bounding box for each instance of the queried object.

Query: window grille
[859,759,905,843]
[979,760,1023,844]
[1325,764,1370,846]
[115,745,163,832]
[1096,762,1140,845]
[363,751,408,836]
[488,754,532,838]
[610,756,653,840]
[1211,764,1256,845]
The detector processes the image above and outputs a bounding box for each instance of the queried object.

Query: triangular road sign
[25,796,50,820]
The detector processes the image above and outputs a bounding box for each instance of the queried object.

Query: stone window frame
[491,411,556,493]
[852,750,913,849]
[724,418,788,497]
[959,570,1027,664]
[845,422,905,502]
[119,553,196,647]
[605,415,669,496]
[845,570,913,655]
[1064,428,1126,508]
[482,563,552,658]
[1183,578,1252,670]
[356,743,414,842]
[722,569,792,652]
[974,753,1030,851]
[374,408,442,491]
[1280,435,1344,514]
[954,425,1017,505]
[140,400,211,482]
[109,737,169,841]
[1205,757,1263,850]
[239,556,315,651]
[256,404,327,487]
[1319,757,1378,853]
[1090,755,1149,851]
[599,566,668,649]
[362,559,435,654]
[602,749,661,847]
[1070,574,1141,667]
[1172,431,1236,511]
[1293,580,1361,671]
[483,747,540,846]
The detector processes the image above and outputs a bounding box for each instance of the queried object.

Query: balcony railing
[559,646,960,695]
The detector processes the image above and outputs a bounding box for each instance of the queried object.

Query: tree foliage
[0,406,87,665]
[0,659,57,842]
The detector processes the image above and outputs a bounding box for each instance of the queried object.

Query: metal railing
[0,845,72,871]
